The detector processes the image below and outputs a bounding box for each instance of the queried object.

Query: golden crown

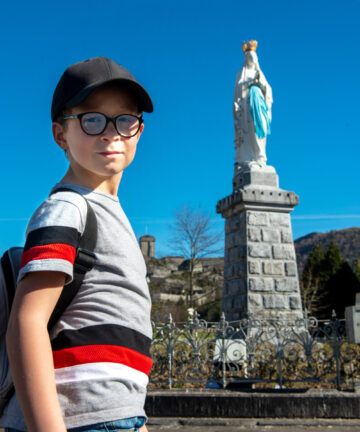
[242,40,258,53]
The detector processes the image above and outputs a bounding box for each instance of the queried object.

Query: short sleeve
[18,192,87,285]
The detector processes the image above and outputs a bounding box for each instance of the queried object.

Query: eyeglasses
[63,112,143,138]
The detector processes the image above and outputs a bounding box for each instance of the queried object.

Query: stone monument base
[217,164,303,322]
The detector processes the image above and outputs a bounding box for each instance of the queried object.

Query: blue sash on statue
[249,85,271,138]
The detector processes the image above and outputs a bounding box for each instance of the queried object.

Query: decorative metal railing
[149,311,360,390]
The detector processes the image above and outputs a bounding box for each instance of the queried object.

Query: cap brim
[65,78,153,113]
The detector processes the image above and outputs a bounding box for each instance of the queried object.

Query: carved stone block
[249,278,274,292]
[248,260,261,274]
[234,294,247,309]
[234,261,246,277]
[275,278,298,292]
[269,213,290,227]
[281,230,293,244]
[263,262,284,276]
[249,244,271,258]
[263,295,287,309]
[289,296,301,310]
[248,227,261,242]
[285,262,297,276]
[261,228,281,243]
[249,294,262,308]
[272,245,295,260]
[222,296,234,310]
[248,212,268,226]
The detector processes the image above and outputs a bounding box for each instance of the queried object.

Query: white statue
[233,40,273,167]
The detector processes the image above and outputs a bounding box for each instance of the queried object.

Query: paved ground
[147,418,360,431]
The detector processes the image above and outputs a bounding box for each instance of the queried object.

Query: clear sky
[0,0,359,257]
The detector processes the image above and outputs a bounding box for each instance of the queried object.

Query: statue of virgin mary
[233,41,273,167]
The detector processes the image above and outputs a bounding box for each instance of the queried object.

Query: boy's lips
[98,151,123,157]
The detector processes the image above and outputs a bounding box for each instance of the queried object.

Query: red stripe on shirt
[53,344,153,375]
[20,244,77,269]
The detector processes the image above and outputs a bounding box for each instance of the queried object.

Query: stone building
[139,235,155,259]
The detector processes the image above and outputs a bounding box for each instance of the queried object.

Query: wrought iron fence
[149,310,360,390]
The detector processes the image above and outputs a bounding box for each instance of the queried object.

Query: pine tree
[322,241,343,280]
[314,242,343,319]
[301,243,326,315]
[323,261,360,319]
[301,241,360,319]
[302,243,325,285]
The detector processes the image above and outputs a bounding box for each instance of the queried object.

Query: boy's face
[53,85,143,192]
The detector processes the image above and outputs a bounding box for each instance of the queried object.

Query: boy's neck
[60,168,122,196]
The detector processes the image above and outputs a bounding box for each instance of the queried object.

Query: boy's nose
[101,120,121,140]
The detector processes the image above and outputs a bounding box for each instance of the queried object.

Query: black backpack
[0,188,97,415]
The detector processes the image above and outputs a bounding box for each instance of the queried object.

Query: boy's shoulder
[27,183,89,236]
[19,183,97,285]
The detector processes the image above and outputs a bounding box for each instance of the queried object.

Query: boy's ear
[52,122,68,151]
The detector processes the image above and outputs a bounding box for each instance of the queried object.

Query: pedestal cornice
[217,185,299,218]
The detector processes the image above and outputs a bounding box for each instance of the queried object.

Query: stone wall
[146,389,360,418]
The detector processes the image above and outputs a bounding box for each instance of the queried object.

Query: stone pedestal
[216,164,303,322]
[345,293,360,344]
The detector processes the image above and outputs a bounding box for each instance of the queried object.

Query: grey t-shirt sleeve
[18,192,87,284]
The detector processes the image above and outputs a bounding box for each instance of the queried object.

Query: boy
[0,57,153,432]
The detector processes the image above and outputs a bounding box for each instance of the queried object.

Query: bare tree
[169,204,222,307]
[300,268,325,316]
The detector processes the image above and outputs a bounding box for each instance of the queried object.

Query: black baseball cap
[51,56,153,121]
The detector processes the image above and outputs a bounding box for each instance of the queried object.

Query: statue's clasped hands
[253,71,260,85]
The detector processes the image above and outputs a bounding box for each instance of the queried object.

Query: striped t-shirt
[1,183,153,430]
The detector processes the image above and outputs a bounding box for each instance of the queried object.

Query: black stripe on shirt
[24,226,81,251]
[51,323,152,357]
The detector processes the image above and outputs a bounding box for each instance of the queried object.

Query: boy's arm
[6,271,67,432]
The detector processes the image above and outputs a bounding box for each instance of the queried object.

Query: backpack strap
[47,187,97,331]
[0,248,23,316]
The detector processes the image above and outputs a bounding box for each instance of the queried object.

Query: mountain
[294,227,360,276]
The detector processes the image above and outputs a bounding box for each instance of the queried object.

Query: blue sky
[0,0,359,257]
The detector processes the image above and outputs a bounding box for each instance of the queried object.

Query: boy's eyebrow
[72,109,141,116]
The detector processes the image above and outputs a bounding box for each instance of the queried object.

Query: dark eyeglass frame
[63,112,143,138]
